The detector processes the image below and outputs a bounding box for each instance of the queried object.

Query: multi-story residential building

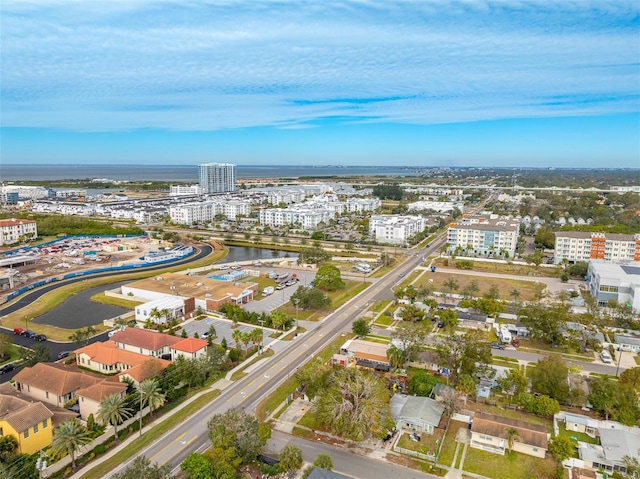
[407,200,464,214]
[0,218,38,246]
[0,185,51,200]
[169,199,251,225]
[170,185,204,196]
[447,214,520,258]
[198,163,236,193]
[259,207,335,230]
[587,260,640,311]
[369,215,427,245]
[0,394,54,454]
[554,232,640,264]
[345,198,381,213]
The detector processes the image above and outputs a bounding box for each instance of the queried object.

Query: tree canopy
[314,264,345,291]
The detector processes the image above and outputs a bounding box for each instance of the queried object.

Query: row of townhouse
[554,231,640,264]
[446,214,520,258]
[406,200,465,214]
[259,206,336,229]
[169,199,251,225]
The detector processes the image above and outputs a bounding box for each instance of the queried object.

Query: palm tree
[250,328,263,349]
[509,289,521,309]
[138,378,166,430]
[50,418,91,469]
[97,393,133,444]
[505,427,520,453]
[442,277,459,303]
[231,329,243,350]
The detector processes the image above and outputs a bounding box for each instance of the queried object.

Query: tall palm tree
[231,329,243,350]
[138,378,166,430]
[50,418,91,469]
[250,328,263,349]
[97,393,133,444]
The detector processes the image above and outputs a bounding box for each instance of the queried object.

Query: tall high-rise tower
[198,163,236,193]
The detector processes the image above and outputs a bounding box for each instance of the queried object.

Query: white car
[219,265,230,270]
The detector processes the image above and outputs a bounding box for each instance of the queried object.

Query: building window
[46,391,49,399]
[42,420,48,429]
[24,429,29,439]
[34,423,38,433]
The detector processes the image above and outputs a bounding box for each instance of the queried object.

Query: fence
[393,444,436,462]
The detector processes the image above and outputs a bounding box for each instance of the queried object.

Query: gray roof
[599,428,640,463]
[308,468,353,479]
[390,394,444,428]
[615,334,640,347]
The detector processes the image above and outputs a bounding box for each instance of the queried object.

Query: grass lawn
[0,343,23,365]
[297,409,322,431]
[374,315,393,327]
[556,422,599,448]
[396,429,444,456]
[462,447,558,479]
[433,258,559,279]
[89,292,141,309]
[416,271,543,303]
[515,339,594,360]
[437,421,466,467]
[469,403,552,431]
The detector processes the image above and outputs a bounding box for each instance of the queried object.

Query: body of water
[0,164,427,182]
[225,246,297,263]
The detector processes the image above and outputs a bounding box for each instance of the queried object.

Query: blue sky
[1,0,639,168]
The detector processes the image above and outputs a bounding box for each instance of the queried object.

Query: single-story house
[614,334,640,353]
[476,379,494,399]
[390,394,444,434]
[470,412,548,458]
[578,428,640,475]
[565,413,598,437]
[340,339,390,367]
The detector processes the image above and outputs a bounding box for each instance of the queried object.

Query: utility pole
[293,298,300,331]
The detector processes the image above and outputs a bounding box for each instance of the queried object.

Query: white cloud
[1,0,638,131]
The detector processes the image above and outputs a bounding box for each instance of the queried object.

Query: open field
[462,447,558,479]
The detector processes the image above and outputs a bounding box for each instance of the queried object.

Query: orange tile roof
[13,363,103,396]
[171,337,208,353]
[111,328,182,351]
[75,341,170,369]
[0,219,36,228]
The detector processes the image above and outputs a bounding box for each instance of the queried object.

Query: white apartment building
[407,200,464,214]
[587,260,640,312]
[198,163,236,193]
[0,185,50,200]
[259,207,335,230]
[554,232,640,264]
[369,215,427,245]
[170,185,204,196]
[447,214,520,258]
[0,219,38,246]
[345,198,381,213]
[170,199,250,225]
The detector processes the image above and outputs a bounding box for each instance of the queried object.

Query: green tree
[520,303,569,346]
[441,277,459,302]
[619,367,640,392]
[548,435,574,465]
[181,453,212,479]
[279,444,303,472]
[0,435,18,459]
[434,330,492,386]
[313,454,333,470]
[437,308,458,331]
[290,286,331,309]
[0,334,13,360]
[408,370,440,397]
[398,303,427,322]
[207,408,265,465]
[352,318,371,337]
[529,355,569,403]
[496,368,528,400]
[391,321,429,365]
[461,280,480,299]
[316,368,393,441]
[505,427,520,453]
[97,393,133,444]
[314,264,345,291]
[68,326,97,346]
[534,227,555,249]
[50,418,91,469]
[269,310,288,331]
[19,343,50,367]
[138,378,165,425]
[112,456,173,479]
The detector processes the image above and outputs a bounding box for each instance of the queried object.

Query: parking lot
[181,316,274,349]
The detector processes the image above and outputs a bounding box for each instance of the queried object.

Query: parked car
[600,350,612,364]
[13,328,25,335]
[437,321,445,328]
[57,351,73,360]
[0,363,14,374]
[490,342,505,350]
[219,265,230,271]
[24,330,37,339]
[35,334,47,342]
[409,433,421,442]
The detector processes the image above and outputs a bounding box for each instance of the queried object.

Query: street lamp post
[260,318,264,354]
[293,298,300,331]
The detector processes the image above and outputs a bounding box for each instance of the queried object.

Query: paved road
[96,242,442,478]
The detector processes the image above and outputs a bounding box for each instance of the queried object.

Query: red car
[13,328,25,335]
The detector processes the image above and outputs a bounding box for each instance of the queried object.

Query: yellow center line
[149,432,186,463]
[160,435,198,466]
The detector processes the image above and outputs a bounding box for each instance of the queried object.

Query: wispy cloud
[1,0,638,131]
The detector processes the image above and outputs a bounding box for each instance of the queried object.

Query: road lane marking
[149,432,186,463]
[160,435,198,466]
